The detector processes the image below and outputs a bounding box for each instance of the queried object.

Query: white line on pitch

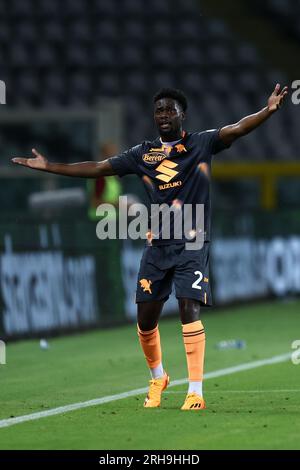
[0,352,291,429]
[165,389,300,394]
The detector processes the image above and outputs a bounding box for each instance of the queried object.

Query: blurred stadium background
[0,0,299,339]
[0,0,300,451]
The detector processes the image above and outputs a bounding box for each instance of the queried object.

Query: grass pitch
[0,299,299,450]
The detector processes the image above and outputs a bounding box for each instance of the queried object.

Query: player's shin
[137,325,164,378]
[182,320,205,396]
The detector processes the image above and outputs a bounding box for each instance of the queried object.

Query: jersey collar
[151,131,189,155]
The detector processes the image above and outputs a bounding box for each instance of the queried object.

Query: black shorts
[136,242,212,306]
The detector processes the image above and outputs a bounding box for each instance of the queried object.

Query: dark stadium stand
[257,0,300,40]
[0,0,298,160]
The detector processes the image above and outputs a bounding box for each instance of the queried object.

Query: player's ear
[181,111,186,121]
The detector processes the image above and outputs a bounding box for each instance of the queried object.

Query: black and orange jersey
[110,129,229,244]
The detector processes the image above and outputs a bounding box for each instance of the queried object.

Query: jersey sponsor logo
[158,180,182,190]
[150,146,172,155]
[139,278,152,294]
[155,159,179,183]
[142,151,167,164]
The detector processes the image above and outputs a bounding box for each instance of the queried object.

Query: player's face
[154,98,185,140]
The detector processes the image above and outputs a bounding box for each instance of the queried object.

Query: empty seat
[238,72,261,94]
[65,44,89,67]
[206,18,232,39]
[144,0,172,15]
[62,0,87,17]
[8,0,35,17]
[35,0,61,17]
[93,0,119,17]
[180,72,205,94]
[125,72,148,95]
[150,21,173,41]
[42,21,65,44]
[10,43,31,67]
[175,0,199,14]
[44,72,65,94]
[151,45,177,67]
[68,21,92,42]
[121,0,148,16]
[152,71,177,90]
[16,72,39,98]
[177,44,206,67]
[207,44,233,66]
[0,21,10,44]
[122,20,147,44]
[41,93,67,107]
[229,92,253,118]
[120,44,145,67]
[14,21,37,43]
[96,20,119,42]
[236,43,261,66]
[209,72,232,95]
[177,20,201,41]
[96,73,121,95]
[93,45,116,67]
[69,73,92,99]
[35,44,58,67]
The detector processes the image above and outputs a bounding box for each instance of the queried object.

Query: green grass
[0,299,300,450]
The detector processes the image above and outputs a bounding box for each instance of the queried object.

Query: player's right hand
[12,148,48,170]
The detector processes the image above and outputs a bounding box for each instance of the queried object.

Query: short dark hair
[153,88,188,112]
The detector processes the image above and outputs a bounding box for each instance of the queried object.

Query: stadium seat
[151,45,177,67]
[96,73,121,96]
[43,21,65,44]
[93,44,117,67]
[96,20,119,42]
[35,0,61,17]
[68,21,92,43]
[35,44,58,67]
[123,20,147,42]
[10,44,31,67]
[8,0,35,18]
[177,45,206,67]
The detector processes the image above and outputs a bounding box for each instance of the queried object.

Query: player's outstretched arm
[12,149,116,177]
[219,84,288,146]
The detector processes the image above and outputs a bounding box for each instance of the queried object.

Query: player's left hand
[268,84,288,112]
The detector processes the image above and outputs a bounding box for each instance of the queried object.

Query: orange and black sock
[137,325,164,378]
[182,320,205,393]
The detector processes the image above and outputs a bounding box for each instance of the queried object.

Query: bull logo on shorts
[139,279,152,294]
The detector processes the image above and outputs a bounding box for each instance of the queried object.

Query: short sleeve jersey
[110,130,229,244]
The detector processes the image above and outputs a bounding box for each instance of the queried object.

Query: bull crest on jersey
[175,144,187,153]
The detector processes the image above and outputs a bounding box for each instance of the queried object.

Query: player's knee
[137,301,163,331]
[137,306,157,331]
[137,315,158,331]
[179,298,201,324]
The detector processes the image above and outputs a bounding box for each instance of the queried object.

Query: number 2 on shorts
[192,270,203,290]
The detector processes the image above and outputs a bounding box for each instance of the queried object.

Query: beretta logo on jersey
[142,151,167,165]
